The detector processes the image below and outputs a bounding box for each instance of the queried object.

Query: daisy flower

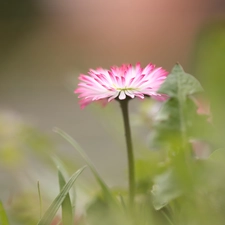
[75,63,169,109]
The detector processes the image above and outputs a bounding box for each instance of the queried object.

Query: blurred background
[0,0,225,223]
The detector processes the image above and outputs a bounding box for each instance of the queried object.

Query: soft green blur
[192,21,225,146]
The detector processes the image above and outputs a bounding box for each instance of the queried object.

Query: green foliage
[53,128,117,206]
[0,201,10,225]
[37,181,42,219]
[58,169,73,225]
[151,64,205,153]
[37,166,85,225]
[159,63,203,99]
[209,148,225,162]
[144,64,216,217]
[152,169,182,210]
[85,196,127,225]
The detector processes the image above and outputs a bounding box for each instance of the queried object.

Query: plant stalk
[119,99,135,207]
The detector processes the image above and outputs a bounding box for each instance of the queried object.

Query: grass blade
[37,166,86,225]
[58,169,73,225]
[53,128,116,204]
[37,181,43,219]
[0,201,10,225]
[52,155,76,220]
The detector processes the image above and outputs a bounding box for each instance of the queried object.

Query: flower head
[75,63,169,109]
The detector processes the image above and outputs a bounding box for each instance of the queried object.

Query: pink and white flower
[75,63,169,109]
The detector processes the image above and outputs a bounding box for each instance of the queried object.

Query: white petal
[125,90,135,98]
[119,91,126,100]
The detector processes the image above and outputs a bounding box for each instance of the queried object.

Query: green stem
[119,99,135,206]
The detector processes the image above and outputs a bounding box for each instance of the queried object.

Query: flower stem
[119,99,135,207]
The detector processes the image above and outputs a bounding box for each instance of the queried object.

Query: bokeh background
[0,0,225,223]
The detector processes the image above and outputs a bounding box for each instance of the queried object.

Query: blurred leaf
[0,201,10,225]
[86,197,113,225]
[58,169,73,225]
[86,196,128,225]
[209,148,225,163]
[151,169,182,210]
[135,152,166,193]
[23,127,55,155]
[151,64,204,152]
[158,63,203,99]
[53,128,117,205]
[37,166,86,225]
[0,145,23,167]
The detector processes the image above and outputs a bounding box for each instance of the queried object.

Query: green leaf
[150,98,196,150]
[53,128,116,205]
[150,64,204,152]
[152,169,182,210]
[209,148,225,163]
[0,201,10,225]
[158,63,203,100]
[37,166,86,225]
[37,181,43,219]
[52,155,76,221]
[52,155,70,180]
[58,169,73,225]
